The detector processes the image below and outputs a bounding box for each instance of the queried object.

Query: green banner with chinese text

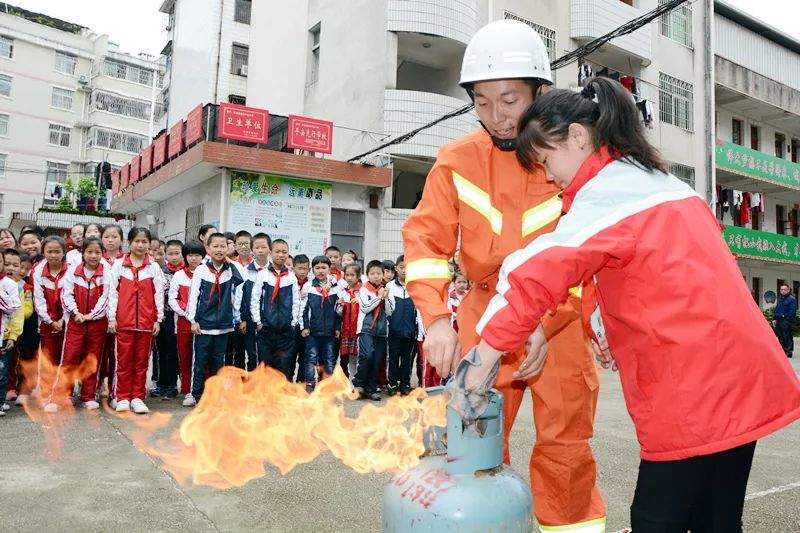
[723,225,800,265]
[715,141,800,190]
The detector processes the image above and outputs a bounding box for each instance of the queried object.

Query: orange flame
[131,365,447,489]
[18,353,101,459]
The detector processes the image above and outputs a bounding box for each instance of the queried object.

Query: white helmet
[460,19,553,87]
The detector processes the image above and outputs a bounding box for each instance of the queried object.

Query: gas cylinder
[382,388,532,532]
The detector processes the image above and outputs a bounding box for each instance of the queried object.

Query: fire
[18,353,101,459]
[131,365,447,489]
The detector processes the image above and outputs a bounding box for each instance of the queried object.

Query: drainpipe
[703,0,714,203]
[212,0,225,104]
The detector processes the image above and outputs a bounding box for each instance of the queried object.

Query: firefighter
[402,20,606,532]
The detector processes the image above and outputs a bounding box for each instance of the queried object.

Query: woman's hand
[513,324,549,381]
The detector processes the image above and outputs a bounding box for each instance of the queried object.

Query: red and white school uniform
[107,254,164,402]
[168,266,194,395]
[447,289,466,332]
[58,263,108,402]
[33,260,68,397]
[478,148,800,461]
[337,282,361,378]
[98,250,125,390]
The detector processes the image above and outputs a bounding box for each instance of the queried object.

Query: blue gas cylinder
[383,388,532,532]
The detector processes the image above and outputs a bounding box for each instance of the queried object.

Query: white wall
[331,182,379,262]
[136,174,223,240]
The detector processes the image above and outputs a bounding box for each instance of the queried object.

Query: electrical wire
[347,0,689,163]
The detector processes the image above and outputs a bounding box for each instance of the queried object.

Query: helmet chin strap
[479,121,517,151]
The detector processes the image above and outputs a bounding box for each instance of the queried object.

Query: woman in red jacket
[462,78,800,532]
[107,227,164,415]
[48,238,108,412]
[33,235,67,409]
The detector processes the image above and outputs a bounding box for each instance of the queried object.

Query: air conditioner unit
[239,65,248,76]
[78,75,89,85]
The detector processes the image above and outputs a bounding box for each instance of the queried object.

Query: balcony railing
[570,0,652,64]
[723,225,800,265]
[387,0,479,46]
[716,140,800,191]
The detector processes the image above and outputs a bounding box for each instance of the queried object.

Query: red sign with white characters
[130,155,141,183]
[186,104,205,146]
[140,144,153,176]
[216,103,269,143]
[288,115,333,154]
[168,120,185,158]
[153,132,167,168]
[121,164,130,189]
[111,170,120,194]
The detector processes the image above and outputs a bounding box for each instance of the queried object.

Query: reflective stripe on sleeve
[522,194,563,237]
[406,258,451,283]
[452,171,503,235]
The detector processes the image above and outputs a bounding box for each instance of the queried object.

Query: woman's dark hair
[381,260,396,272]
[42,235,67,253]
[128,226,152,242]
[516,77,666,173]
[311,255,331,267]
[102,224,124,241]
[181,240,206,262]
[81,237,104,254]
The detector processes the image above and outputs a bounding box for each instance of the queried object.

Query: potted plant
[76,176,99,212]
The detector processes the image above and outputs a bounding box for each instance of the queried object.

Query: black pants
[225,330,252,370]
[388,337,415,389]
[155,311,178,391]
[293,327,306,382]
[353,333,386,394]
[631,441,756,532]
[190,333,228,398]
[256,329,295,381]
[775,318,794,357]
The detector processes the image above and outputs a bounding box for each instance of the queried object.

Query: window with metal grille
[48,124,71,147]
[732,118,743,146]
[331,208,365,259]
[0,193,4,214]
[659,0,692,47]
[659,72,693,131]
[307,23,321,86]
[231,44,249,75]
[0,73,11,97]
[51,87,74,110]
[234,0,252,24]
[0,154,6,177]
[503,11,557,61]
[89,127,148,153]
[185,204,204,241]
[669,162,695,188]
[55,51,77,75]
[91,90,152,120]
[0,36,12,59]
[0,114,8,136]
[229,94,246,105]
[46,161,69,184]
[103,58,154,86]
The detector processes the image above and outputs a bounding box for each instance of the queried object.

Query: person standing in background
[774,283,797,358]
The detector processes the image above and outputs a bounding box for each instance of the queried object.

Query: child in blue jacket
[353,260,394,400]
[300,255,341,392]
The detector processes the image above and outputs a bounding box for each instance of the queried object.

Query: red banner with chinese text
[186,104,205,146]
[168,121,185,158]
[288,115,333,154]
[216,103,269,143]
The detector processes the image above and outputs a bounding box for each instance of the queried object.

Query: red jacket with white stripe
[33,260,68,336]
[107,254,164,331]
[61,263,109,334]
[168,267,194,333]
[478,149,800,461]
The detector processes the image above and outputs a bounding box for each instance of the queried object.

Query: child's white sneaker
[115,400,130,412]
[1,403,10,411]
[131,398,149,414]
[83,400,100,410]
[43,402,59,413]
[182,394,196,407]
[15,394,28,406]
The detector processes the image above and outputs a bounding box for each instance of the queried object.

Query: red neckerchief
[313,278,331,308]
[270,265,289,304]
[330,267,342,281]
[0,272,5,281]
[236,256,253,267]
[103,250,123,263]
[341,282,361,335]
[167,261,184,274]
[122,253,151,295]
[296,276,308,288]
[561,145,616,213]
[364,281,383,324]
[183,266,194,279]
[207,261,227,307]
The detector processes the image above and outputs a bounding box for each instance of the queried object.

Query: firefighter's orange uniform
[402,129,606,531]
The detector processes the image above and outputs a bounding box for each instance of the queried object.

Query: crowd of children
[0,222,469,416]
